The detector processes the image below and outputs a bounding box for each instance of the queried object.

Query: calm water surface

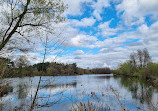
[0,74,158,111]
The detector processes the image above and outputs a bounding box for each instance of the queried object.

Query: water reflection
[116,76,158,110]
[0,85,13,97]
[18,82,28,99]
[42,82,77,89]
[0,74,157,111]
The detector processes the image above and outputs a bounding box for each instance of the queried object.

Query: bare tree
[143,48,151,67]
[130,52,137,69]
[129,48,151,69]
[137,49,143,68]
[15,55,30,68]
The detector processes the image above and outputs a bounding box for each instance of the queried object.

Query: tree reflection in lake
[41,82,77,89]
[0,84,13,110]
[0,85,13,97]
[114,75,158,110]
[18,82,28,99]
[0,75,157,111]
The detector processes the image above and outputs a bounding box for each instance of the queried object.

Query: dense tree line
[89,68,111,74]
[0,56,111,78]
[33,62,81,76]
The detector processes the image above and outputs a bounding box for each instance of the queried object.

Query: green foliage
[113,49,158,79]
[33,62,50,72]
[118,62,133,75]
[0,57,14,78]
[146,63,158,77]
[118,75,157,105]
[133,72,141,76]
[72,63,78,74]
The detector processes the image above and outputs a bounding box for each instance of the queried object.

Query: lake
[0,74,158,111]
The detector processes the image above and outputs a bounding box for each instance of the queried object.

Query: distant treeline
[112,48,158,80]
[0,56,111,78]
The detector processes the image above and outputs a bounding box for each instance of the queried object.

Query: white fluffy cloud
[64,0,93,16]
[99,48,108,52]
[68,34,98,48]
[116,0,158,26]
[64,0,111,20]
[92,0,110,20]
[98,20,123,37]
[73,50,84,55]
[71,17,96,27]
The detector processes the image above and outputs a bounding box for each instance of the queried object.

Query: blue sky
[3,0,157,69]
[43,0,158,69]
